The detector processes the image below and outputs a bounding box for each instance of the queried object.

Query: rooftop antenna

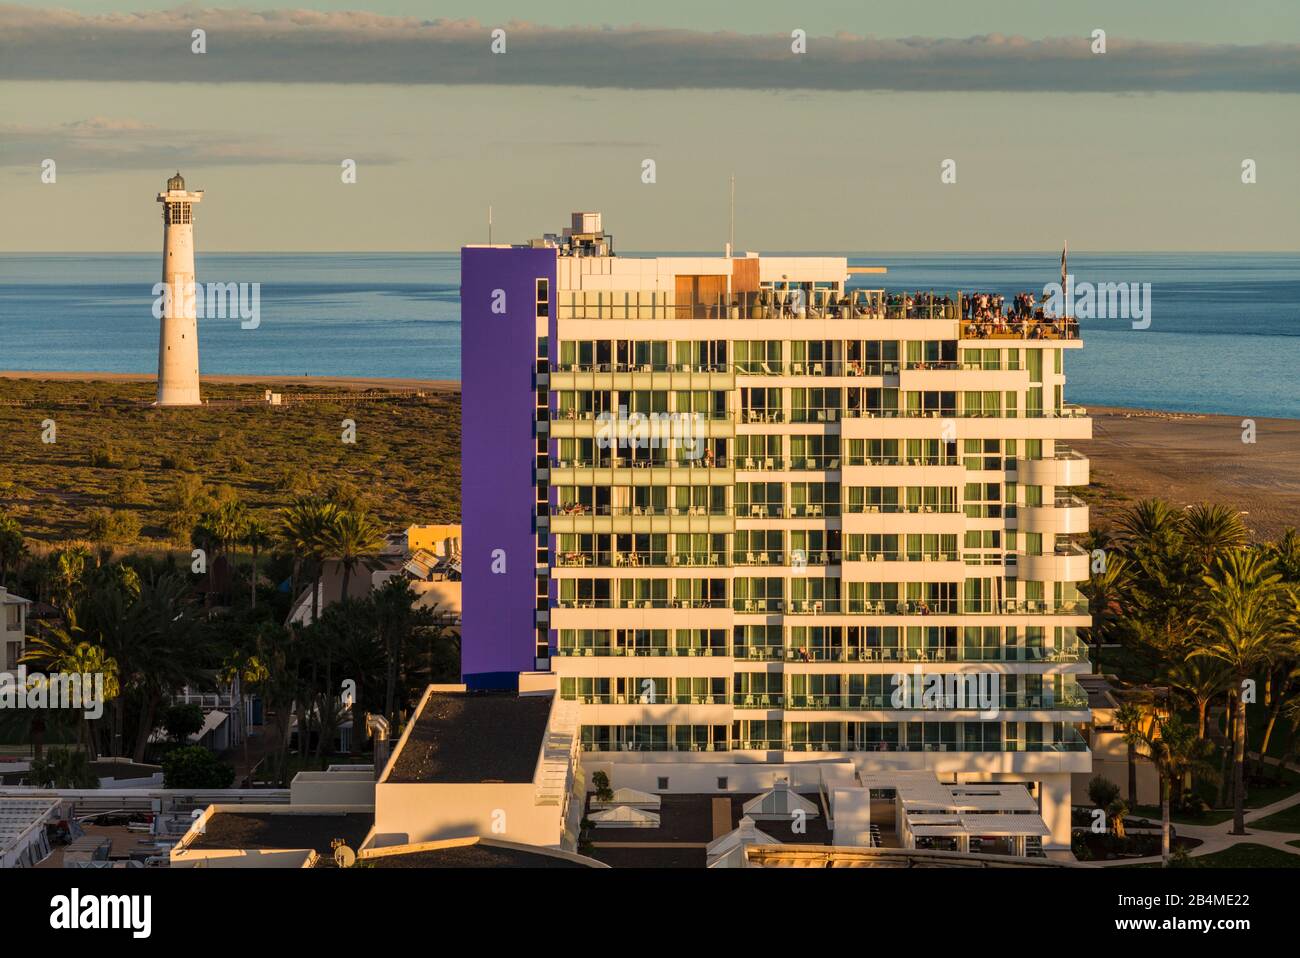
[728,174,735,256]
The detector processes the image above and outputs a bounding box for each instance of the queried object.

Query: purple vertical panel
[460,246,556,687]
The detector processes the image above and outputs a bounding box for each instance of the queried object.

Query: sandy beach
[1078,406,1300,541]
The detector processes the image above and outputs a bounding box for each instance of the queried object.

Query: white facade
[156,172,203,406]
[545,235,1093,854]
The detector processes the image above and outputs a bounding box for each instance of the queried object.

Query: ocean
[0,251,1296,417]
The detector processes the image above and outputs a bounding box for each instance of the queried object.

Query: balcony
[1017,495,1090,535]
[578,733,1091,754]
[1016,448,1090,486]
[735,360,901,378]
[788,732,1091,754]
[779,644,1086,664]
[556,645,730,658]
[783,689,1090,712]
[567,693,728,706]
[549,362,735,393]
[551,503,731,518]
[556,597,1090,617]
[559,288,892,321]
[1014,543,1091,581]
[960,319,1081,342]
[733,693,787,708]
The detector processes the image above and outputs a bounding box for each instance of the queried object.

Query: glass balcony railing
[556,645,729,657]
[551,503,730,517]
[556,597,1089,616]
[578,733,1090,754]
[732,693,786,708]
[780,645,1085,664]
[567,694,728,706]
[788,734,1090,753]
[783,690,1090,711]
[552,362,731,374]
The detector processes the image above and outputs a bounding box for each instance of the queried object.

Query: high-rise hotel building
[462,214,1092,852]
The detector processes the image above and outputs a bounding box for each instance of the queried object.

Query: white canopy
[591,787,661,810]
[589,805,661,829]
[743,782,819,820]
[706,815,779,860]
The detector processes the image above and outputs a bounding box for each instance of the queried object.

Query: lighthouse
[156,172,203,406]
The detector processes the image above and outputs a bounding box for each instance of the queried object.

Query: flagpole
[1061,240,1069,321]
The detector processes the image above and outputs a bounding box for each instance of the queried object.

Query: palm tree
[1117,499,1182,550]
[242,515,271,610]
[325,509,387,604]
[277,497,339,625]
[209,499,249,560]
[0,513,26,589]
[1165,657,1234,739]
[1180,503,1247,570]
[372,577,436,723]
[1266,528,1300,583]
[220,647,270,786]
[1114,702,1148,808]
[1192,548,1291,834]
[20,620,120,761]
[1081,552,1131,672]
[1123,713,1217,866]
[52,544,93,617]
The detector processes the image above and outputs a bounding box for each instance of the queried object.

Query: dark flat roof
[586,792,833,857]
[190,812,372,859]
[368,844,591,868]
[590,846,706,869]
[387,693,551,784]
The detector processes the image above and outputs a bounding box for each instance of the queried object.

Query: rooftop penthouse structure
[460,213,1093,855]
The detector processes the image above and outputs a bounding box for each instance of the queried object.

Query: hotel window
[1027,348,1044,383]
[535,278,549,318]
[4,605,18,629]
[964,482,1002,518]
[733,340,782,374]
[905,438,954,465]
[790,482,840,517]
[791,387,841,423]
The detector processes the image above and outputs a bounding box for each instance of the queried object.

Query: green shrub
[162,746,235,789]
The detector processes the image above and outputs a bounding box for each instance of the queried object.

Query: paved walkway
[1093,754,1300,866]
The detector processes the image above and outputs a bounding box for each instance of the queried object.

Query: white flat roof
[958,814,1050,837]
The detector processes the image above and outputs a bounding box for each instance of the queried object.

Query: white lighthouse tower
[156,172,203,406]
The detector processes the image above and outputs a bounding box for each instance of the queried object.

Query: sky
[1,1,1297,252]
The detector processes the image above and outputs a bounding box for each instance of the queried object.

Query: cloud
[0,8,1296,92]
[0,116,401,170]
